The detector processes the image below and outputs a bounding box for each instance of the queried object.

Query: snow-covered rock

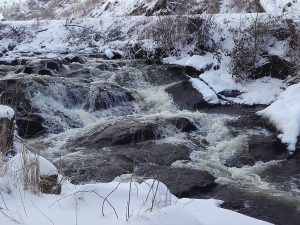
[257,83,300,153]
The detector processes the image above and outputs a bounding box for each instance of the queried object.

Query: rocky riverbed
[0,54,299,225]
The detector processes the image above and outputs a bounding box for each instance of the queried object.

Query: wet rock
[16,115,45,138]
[39,174,61,195]
[166,80,208,110]
[64,55,85,64]
[167,117,197,132]
[46,61,60,71]
[62,142,191,183]
[225,134,288,168]
[38,69,53,76]
[8,41,18,51]
[109,142,191,166]
[0,58,19,66]
[253,55,296,79]
[73,117,196,149]
[74,122,159,149]
[195,184,300,225]
[61,155,133,184]
[0,46,7,54]
[260,159,300,190]
[226,113,275,131]
[134,165,216,197]
[87,82,135,111]
[23,66,33,74]
[218,89,242,98]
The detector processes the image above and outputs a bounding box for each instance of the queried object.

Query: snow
[0,55,17,64]
[163,53,215,71]
[257,83,300,152]
[190,78,220,104]
[0,105,15,119]
[46,53,59,59]
[164,54,286,106]
[105,49,115,59]
[0,174,273,225]
[8,151,58,176]
[260,0,300,13]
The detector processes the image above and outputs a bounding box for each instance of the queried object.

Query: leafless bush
[231,14,298,80]
[64,19,103,47]
[142,15,216,56]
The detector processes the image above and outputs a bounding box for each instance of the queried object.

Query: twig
[101,182,121,219]
[32,201,54,225]
[49,190,118,219]
[0,209,22,224]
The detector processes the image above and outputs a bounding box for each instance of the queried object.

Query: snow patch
[0,105,15,119]
[257,83,300,152]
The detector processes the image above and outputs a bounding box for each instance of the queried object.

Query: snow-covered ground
[0,152,273,225]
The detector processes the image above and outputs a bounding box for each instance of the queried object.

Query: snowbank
[8,151,58,177]
[0,105,15,119]
[163,53,215,71]
[257,83,300,152]
[0,176,273,225]
[164,54,286,106]
[260,0,300,13]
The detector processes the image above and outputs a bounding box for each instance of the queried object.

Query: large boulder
[134,165,216,197]
[225,134,288,168]
[86,82,135,111]
[166,81,208,110]
[72,117,197,149]
[109,142,191,166]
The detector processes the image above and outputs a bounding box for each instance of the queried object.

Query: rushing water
[18,56,299,224]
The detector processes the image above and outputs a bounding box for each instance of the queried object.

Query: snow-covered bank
[164,54,287,105]
[257,83,300,153]
[0,174,273,225]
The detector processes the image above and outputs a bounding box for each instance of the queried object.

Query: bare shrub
[141,14,216,57]
[231,14,298,80]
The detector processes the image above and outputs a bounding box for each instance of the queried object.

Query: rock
[74,121,159,149]
[167,117,197,132]
[196,184,300,225]
[23,67,33,74]
[73,117,196,149]
[8,41,18,51]
[64,55,85,64]
[38,69,53,76]
[134,165,216,197]
[87,82,135,111]
[0,57,19,66]
[61,155,133,184]
[253,55,296,79]
[218,89,242,98]
[39,174,61,195]
[46,61,60,71]
[0,46,7,53]
[225,134,288,168]
[16,115,45,138]
[109,142,191,166]
[166,80,208,110]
